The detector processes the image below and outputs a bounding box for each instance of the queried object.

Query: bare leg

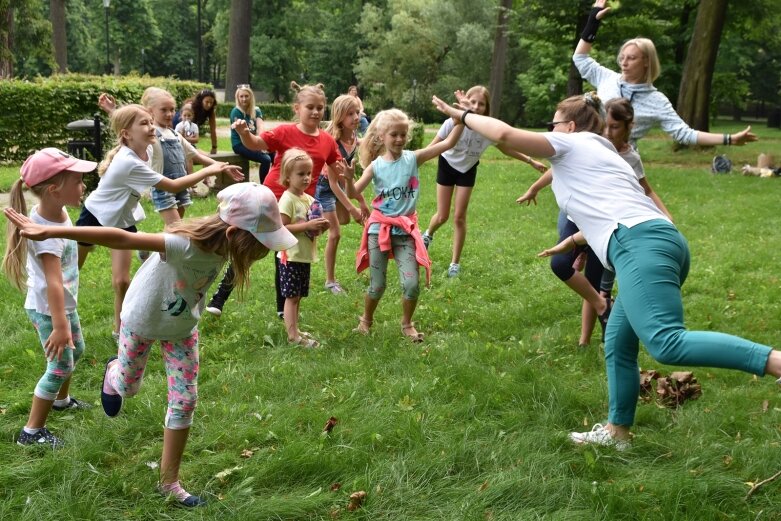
[426,184,454,236]
[401,298,420,338]
[77,244,94,270]
[56,376,72,400]
[322,211,341,284]
[110,249,132,334]
[160,427,190,485]
[564,272,607,316]
[450,186,473,264]
[284,297,301,341]
[159,207,181,225]
[357,294,381,333]
[25,396,54,429]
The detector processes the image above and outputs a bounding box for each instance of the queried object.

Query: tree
[50,0,67,72]
[0,0,54,78]
[224,0,251,102]
[488,0,512,118]
[675,0,728,131]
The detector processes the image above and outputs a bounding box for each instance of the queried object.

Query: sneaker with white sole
[569,423,630,451]
[447,263,460,278]
[17,427,63,449]
[52,397,92,411]
[422,232,433,250]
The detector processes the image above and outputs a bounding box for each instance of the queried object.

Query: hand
[516,191,538,206]
[349,205,363,224]
[333,160,347,180]
[359,201,371,221]
[537,241,570,258]
[44,326,73,362]
[98,93,116,115]
[593,0,611,19]
[529,158,548,173]
[731,126,758,146]
[3,208,51,240]
[454,89,468,106]
[222,163,244,181]
[307,217,330,232]
[431,95,462,120]
[231,119,249,135]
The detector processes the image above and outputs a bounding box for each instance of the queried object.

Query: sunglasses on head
[236,84,251,90]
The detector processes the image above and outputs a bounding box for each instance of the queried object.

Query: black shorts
[436,155,478,187]
[278,260,311,298]
[75,206,137,246]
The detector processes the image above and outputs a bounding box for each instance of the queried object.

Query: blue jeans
[233,143,274,183]
[605,219,772,426]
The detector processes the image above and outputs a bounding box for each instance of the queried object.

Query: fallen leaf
[240,449,254,458]
[347,491,366,511]
[215,465,243,482]
[723,455,733,466]
[330,482,342,492]
[323,416,338,433]
[477,480,489,492]
[762,400,769,413]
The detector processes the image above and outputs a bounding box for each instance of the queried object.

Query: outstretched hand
[231,119,249,134]
[529,158,548,173]
[592,0,611,19]
[431,95,462,120]
[516,191,538,206]
[98,93,116,115]
[4,208,51,241]
[732,126,758,146]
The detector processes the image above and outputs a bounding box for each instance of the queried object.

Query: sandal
[353,316,372,335]
[290,335,320,348]
[401,323,424,343]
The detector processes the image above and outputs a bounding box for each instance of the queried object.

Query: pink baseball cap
[217,182,297,251]
[21,148,97,187]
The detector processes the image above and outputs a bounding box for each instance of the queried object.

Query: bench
[208,152,250,189]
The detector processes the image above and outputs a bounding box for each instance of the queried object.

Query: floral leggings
[367,233,420,301]
[106,323,200,430]
[27,309,85,401]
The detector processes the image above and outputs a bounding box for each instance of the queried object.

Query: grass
[1,121,781,519]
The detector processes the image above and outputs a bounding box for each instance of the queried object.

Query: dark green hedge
[0,74,211,162]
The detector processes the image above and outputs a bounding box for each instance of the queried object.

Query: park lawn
[0,122,781,519]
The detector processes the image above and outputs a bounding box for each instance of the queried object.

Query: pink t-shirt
[261,124,341,200]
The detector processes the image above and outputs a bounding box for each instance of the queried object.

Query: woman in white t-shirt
[76,104,241,339]
[432,92,781,450]
[421,86,547,278]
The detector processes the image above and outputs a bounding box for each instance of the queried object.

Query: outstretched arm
[232,119,270,150]
[538,231,586,258]
[432,96,555,158]
[497,144,548,173]
[350,163,374,194]
[574,0,611,55]
[695,126,757,147]
[516,169,553,206]
[415,120,465,165]
[155,162,243,193]
[4,208,166,252]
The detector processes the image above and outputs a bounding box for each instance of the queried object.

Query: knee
[434,212,449,226]
[367,284,385,300]
[453,212,467,228]
[550,255,574,281]
[401,278,420,300]
[328,226,341,241]
[646,329,687,365]
[112,275,131,294]
[165,392,197,429]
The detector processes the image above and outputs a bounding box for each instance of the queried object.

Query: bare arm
[516,169,553,206]
[497,144,548,173]
[232,119,270,150]
[4,209,166,252]
[281,213,329,235]
[415,121,465,165]
[695,126,757,147]
[209,111,218,153]
[351,163,374,194]
[325,162,362,221]
[638,177,673,221]
[41,254,71,361]
[538,231,586,258]
[154,161,243,192]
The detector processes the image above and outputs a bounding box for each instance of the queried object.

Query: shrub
[0,74,211,163]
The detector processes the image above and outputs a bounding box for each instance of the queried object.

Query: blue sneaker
[100,356,123,417]
[422,232,433,250]
[17,427,63,449]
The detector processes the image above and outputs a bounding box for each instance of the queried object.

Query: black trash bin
[66,114,104,162]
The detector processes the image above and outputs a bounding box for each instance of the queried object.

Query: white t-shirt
[84,146,164,227]
[546,132,669,269]
[120,233,224,340]
[619,146,645,180]
[150,127,198,175]
[175,120,199,140]
[437,118,495,173]
[24,207,79,315]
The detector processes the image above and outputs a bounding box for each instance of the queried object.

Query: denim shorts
[151,186,192,212]
[314,175,339,212]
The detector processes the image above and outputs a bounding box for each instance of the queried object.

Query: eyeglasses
[546,120,570,132]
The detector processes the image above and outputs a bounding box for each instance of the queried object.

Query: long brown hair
[2,174,68,291]
[164,215,269,297]
[555,92,605,135]
[325,94,360,142]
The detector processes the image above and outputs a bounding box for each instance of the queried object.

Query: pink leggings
[106,323,199,429]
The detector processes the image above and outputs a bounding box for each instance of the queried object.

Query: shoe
[17,427,63,448]
[158,482,207,508]
[52,397,92,411]
[569,423,629,451]
[100,356,123,417]
[447,263,460,278]
[598,296,612,343]
[401,323,424,343]
[422,232,433,250]
[137,250,150,262]
[353,316,372,335]
[325,281,346,295]
[290,335,321,348]
[205,298,223,316]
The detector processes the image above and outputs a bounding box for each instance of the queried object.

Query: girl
[191,89,219,154]
[347,85,369,134]
[5,182,296,506]
[174,102,199,146]
[431,92,781,450]
[206,81,360,317]
[3,148,97,448]
[421,86,547,278]
[350,109,464,341]
[231,84,274,183]
[76,104,242,339]
[278,149,330,346]
[317,94,370,295]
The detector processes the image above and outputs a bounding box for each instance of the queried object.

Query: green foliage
[0,74,211,162]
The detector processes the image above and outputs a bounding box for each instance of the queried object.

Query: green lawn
[1,121,781,519]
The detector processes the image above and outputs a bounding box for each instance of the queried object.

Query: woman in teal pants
[431,91,781,449]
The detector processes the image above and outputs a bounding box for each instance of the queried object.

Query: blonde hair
[465,85,491,116]
[165,215,269,298]
[279,148,313,187]
[140,86,175,111]
[98,104,151,176]
[555,92,605,135]
[325,95,360,142]
[234,86,257,116]
[2,173,68,291]
[358,109,410,168]
[617,38,660,84]
[290,81,326,105]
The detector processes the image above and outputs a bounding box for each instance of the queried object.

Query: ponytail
[2,179,29,291]
[98,144,122,176]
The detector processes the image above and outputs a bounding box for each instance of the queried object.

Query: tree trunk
[0,5,14,78]
[50,0,67,73]
[488,0,512,118]
[567,0,592,96]
[224,0,251,104]
[676,0,728,132]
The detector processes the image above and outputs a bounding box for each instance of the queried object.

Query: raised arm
[415,120,464,165]
[574,0,611,55]
[4,208,166,252]
[432,96,555,158]
[155,162,243,192]
[232,119,270,150]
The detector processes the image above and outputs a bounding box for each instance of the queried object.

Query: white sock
[53,396,70,408]
[23,426,41,434]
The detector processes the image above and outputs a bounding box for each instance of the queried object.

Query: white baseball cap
[217,182,297,251]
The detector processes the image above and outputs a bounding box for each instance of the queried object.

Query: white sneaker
[204,306,222,317]
[569,423,630,451]
[447,263,460,278]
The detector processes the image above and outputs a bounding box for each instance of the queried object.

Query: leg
[450,185,473,265]
[274,255,285,316]
[322,210,341,285]
[334,198,351,226]
[207,264,236,313]
[54,311,86,403]
[159,207,180,225]
[105,324,156,398]
[77,244,94,270]
[110,249,132,335]
[393,236,422,340]
[426,183,454,237]
[579,247,606,345]
[161,427,190,485]
[359,234,388,331]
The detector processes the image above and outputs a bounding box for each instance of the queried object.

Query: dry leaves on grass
[323,416,338,433]
[348,491,366,511]
[639,370,702,408]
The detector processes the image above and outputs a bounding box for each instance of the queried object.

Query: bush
[405,120,425,151]
[0,74,211,163]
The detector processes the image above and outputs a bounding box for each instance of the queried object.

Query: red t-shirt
[261,124,341,200]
